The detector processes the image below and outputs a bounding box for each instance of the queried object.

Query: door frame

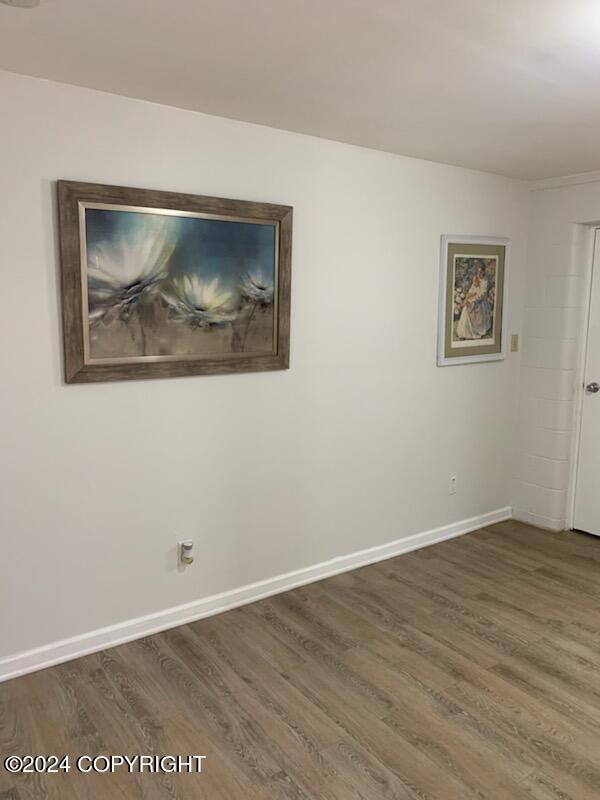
[567,226,600,530]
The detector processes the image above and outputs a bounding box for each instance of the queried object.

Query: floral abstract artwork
[58,182,292,382]
[86,209,276,359]
[437,236,509,366]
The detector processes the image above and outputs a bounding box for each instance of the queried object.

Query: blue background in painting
[85,208,276,292]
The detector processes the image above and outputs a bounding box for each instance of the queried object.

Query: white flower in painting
[240,270,274,306]
[87,218,174,323]
[162,275,238,327]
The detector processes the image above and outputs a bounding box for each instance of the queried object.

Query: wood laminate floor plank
[2,521,600,799]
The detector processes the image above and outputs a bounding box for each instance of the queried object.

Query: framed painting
[57,181,292,383]
[437,235,509,366]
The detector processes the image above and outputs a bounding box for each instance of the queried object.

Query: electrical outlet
[179,540,194,565]
[449,475,457,495]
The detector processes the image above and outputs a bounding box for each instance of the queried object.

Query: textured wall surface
[513,181,599,529]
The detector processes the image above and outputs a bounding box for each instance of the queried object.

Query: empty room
[2,1,600,798]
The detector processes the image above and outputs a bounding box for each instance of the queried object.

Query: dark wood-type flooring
[3,520,600,799]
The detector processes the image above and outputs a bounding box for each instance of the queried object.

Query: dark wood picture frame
[58,180,292,383]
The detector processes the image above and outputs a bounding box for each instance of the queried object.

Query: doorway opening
[571,227,600,535]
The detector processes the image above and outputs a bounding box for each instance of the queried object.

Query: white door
[574,230,600,535]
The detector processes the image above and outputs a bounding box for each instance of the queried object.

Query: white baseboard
[0,506,511,683]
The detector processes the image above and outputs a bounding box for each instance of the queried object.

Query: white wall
[0,70,527,663]
[513,177,600,529]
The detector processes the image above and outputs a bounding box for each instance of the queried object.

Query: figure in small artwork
[453,256,497,342]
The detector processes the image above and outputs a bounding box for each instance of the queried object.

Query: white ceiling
[2,0,600,180]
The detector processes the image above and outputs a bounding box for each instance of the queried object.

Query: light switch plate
[510,334,519,352]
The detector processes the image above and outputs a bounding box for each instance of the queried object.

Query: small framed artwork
[437,235,509,366]
[57,181,292,383]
